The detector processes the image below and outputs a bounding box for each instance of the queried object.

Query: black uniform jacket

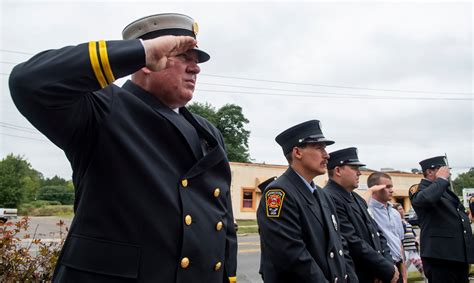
[409,178,474,263]
[257,167,358,283]
[324,180,395,283]
[9,39,237,282]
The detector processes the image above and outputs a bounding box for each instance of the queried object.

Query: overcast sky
[1,0,473,179]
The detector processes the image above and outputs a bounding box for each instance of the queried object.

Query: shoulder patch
[265,189,286,218]
[409,184,419,194]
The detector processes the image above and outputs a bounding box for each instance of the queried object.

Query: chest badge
[331,214,338,230]
[265,189,285,218]
[409,184,419,195]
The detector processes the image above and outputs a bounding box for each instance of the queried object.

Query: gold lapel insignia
[409,184,419,194]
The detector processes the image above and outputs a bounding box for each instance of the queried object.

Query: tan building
[229,162,423,220]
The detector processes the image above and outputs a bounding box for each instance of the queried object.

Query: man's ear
[293,147,302,160]
[334,166,342,177]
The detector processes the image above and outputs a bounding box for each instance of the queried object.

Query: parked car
[0,208,18,223]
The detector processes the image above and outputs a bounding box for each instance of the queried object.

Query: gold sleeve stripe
[98,40,115,84]
[88,41,107,88]
[228,277,237,282]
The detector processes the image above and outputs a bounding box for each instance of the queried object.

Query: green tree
[40,175,68,187]
[187,102,218,125]
[0,154,42,207]
[453,168,474,196]
[187,102,251,162]
[216,104,250,162]
[37,185,74,205]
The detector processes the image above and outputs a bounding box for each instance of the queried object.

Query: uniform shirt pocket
[430,228,455,238]
[60,234,141,278]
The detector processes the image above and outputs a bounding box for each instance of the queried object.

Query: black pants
[421,257,470,283]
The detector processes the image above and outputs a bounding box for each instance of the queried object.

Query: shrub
[0,216,67,281]
[18,203,73,217]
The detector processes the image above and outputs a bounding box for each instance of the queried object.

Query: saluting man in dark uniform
[409,156,474,283]
[9,13,237,282]
[257,120,358,283]
[324,147,399,283]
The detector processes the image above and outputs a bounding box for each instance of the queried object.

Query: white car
[0,208,18,223]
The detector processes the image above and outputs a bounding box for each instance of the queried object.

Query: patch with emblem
[265,189,285,217]
[409,184,419,194]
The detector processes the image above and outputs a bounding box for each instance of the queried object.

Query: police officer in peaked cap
[257,120,358,283]
[409,156,474,283]
[10,13,237,282]
[324,147,399,283]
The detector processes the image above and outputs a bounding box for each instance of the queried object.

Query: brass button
[214,188,220,197]
[185,215,192,225]
[214,261,222,271]
[216,221,223,231]
[329,252,334,258]
[181,257,190,268]
[181,179,188,187]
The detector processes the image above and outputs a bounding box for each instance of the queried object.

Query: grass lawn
[407,270,424,282]
[236,219,258,234]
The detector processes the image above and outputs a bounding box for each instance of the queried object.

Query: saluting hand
[142,35,197,71]
[436,166,450,180]
[368,184,387,194]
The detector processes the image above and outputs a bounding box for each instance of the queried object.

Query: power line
[0,132,47,142]
[0,122,37,131]
[0,125,42,135]
[200,73,473,96]
[0,60,18,65]
[196,88,473,101]
[1,49,472,96]
[199,82,472,99]
[0,49,34,56]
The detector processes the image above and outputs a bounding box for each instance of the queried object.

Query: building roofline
[230,162,421,177]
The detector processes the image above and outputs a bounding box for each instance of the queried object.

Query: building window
[241,188,256,211]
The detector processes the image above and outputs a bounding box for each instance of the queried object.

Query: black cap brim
[194,48,210,63]
[345,161,366,167]
[305,138,335,146]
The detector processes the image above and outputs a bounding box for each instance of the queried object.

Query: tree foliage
[453,168,474,195]
[188,102,251,162]
[0,154,42,207]
[41,175,68,187]
[37,185,75,205]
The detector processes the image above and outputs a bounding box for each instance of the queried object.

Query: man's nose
[187,62,200,74]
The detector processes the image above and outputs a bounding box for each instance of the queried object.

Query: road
[11,217,264,282]
[10,217,474,282]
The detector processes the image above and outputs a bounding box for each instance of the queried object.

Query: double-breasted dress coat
[9,39,237,282]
